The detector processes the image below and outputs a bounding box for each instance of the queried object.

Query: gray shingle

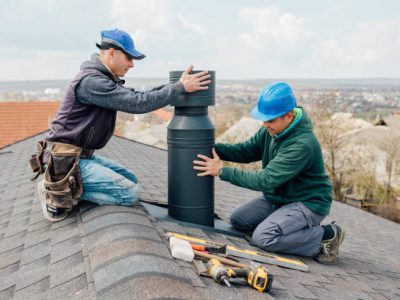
[93,255,186,293]
[83,210,153,235]
[83,222,160,252]
[0,285,16,300]
[0,244,24,269]
[98,275,202,300]
[50,259,86,288]
[19,239,51,266]
[89,238,168,269]
[0,231,26,255]
[13,276,50,299]
[0,133,400,299]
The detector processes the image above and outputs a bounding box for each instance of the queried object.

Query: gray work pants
[230,196,325,257]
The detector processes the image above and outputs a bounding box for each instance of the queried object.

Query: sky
[1,0,400,81]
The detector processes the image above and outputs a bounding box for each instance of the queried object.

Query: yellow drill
[206,258,273,293]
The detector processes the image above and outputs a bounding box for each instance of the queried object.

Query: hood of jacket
[80,53,124,84]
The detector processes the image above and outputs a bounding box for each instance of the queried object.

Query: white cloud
[318,39,379,65]
[1,2,399,80]
[239,6,315,54]
[177,13,206,35]
[230,7,400,78]
[110,0,172,44]
[0,49,84,80]
[307,20,400,77]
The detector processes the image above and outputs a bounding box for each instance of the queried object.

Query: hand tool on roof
[167,232,309,272]
[193,249,247,268]
[191,243,227,254]
[169,236,195,262]
[207,258,231,287]
[169,237,274,293]
[206,258,274,293]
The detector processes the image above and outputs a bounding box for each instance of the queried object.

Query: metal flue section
[168,71,216,226]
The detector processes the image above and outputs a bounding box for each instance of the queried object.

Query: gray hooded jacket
[48,53,184,149]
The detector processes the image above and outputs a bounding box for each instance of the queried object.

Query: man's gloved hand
[180,65,211,93]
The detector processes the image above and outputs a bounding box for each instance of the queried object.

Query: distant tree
[211,103,252,138]
[379,131,400,205]
[347,144,379,201]
[311,110,359,201]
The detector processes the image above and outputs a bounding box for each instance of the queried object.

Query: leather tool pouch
[28,141,83,213]
[29,140,47,181]
[44,142,84,211]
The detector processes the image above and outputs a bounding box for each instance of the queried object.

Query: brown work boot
[315,222,345,264]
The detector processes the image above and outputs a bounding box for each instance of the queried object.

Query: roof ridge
[1,130,167,152]
[0,129,49,150]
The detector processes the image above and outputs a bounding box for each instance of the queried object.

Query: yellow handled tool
[167,232,309,272]
[206,258,273,293]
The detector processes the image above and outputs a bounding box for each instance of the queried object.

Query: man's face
[263,112,293,136]
[109,50,134,77]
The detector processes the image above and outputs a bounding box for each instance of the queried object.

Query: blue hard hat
[96,29,145,60]
[251,82,297,121]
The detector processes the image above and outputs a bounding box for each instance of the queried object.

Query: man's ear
[286,111,295,121]
[108,48,115,58]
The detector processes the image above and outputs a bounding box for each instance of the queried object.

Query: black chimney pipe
[167,71,216,226]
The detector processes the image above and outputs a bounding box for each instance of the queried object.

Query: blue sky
[1,0,399,80]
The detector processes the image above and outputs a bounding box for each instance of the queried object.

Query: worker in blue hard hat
[193,82,345,264]
[33,28,211,223]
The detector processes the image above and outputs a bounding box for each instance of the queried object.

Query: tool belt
[29,140,94,211]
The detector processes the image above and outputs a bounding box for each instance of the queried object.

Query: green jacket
[215,108,332,216]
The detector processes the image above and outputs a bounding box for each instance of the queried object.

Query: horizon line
[1,77,400,83]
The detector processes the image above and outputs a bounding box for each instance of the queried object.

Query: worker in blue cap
[194,82,345,264]
[34,29,210,223]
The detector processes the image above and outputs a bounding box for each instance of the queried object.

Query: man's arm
[77,65,211,114]
[214,127,265,163]
[194,141,312,192]
[193,128,265,176]
[77,75,185,114]
[220,142,312,191]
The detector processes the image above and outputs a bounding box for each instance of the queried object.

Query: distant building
[121,108,173,150]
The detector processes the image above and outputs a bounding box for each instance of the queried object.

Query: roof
[0,101,124,149]
[151,108,173,122]
[218,117,261,144]
[0,133,399,299]
[0,102,59,148]
[383,114,400,132]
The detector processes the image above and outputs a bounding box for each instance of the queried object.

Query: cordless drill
[206,258,273,293]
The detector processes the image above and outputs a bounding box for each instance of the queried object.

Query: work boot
[37,180,68,222]
[315,222,345,264]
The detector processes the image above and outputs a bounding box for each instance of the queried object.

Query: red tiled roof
[151,109,173,122]
[0,101,167,149]
[0,101,60,148]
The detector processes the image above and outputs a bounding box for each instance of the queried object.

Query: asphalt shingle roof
[0,132,399,299]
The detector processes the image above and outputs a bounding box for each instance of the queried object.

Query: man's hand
[180,65,211,93]
[193,148,223,177]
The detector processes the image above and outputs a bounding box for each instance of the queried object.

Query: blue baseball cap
[96,29,145,60]
[251,82,297,121]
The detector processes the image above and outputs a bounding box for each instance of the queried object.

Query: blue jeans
[230,196,325,257]
[79,154,140,206]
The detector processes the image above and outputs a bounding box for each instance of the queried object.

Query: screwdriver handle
[191,244,206,251]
